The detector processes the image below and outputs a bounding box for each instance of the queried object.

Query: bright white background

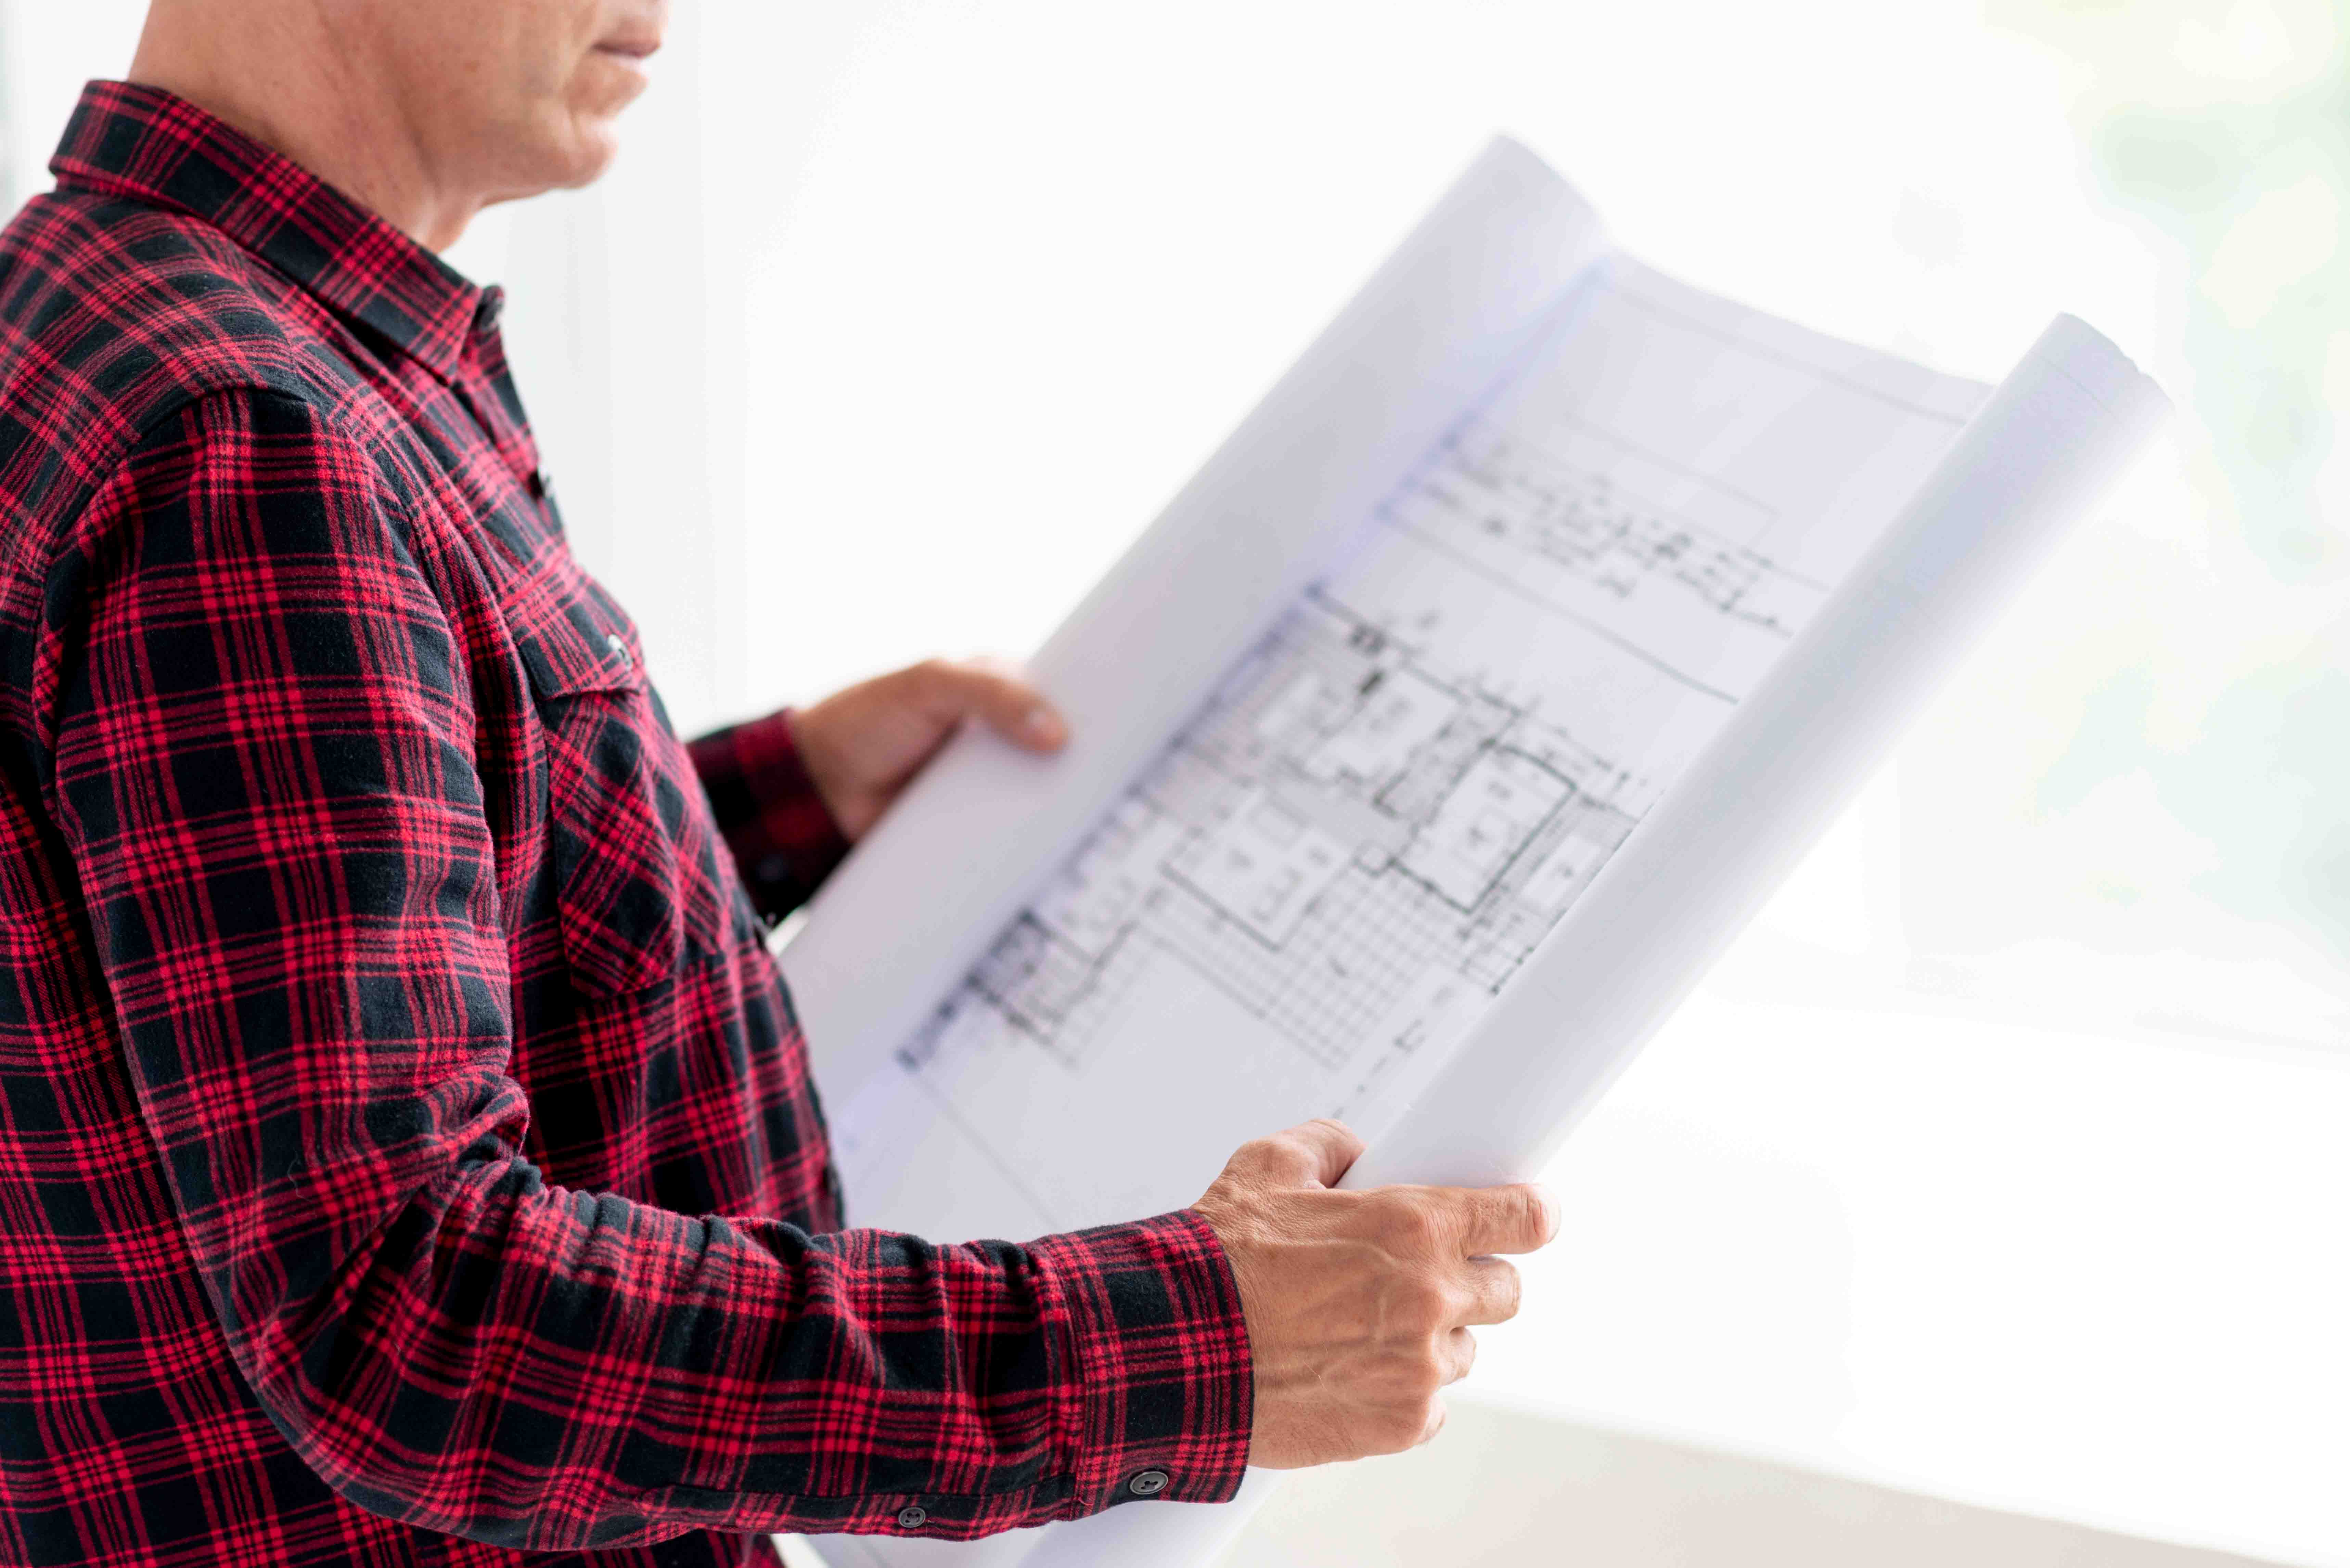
[5,3,2347,1564]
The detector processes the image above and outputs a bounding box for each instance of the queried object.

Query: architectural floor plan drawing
[796,137,2163,1568]
[905,586,1654,1132]
[902,519,1684,1149]
[827,262,1991,1237]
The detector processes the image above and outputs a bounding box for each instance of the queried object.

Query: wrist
[1028,1211,1255,1514]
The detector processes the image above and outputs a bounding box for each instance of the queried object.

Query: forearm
[236,1138,1249,1545]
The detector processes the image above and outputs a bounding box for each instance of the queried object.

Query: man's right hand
[1189,1119,1560,1469]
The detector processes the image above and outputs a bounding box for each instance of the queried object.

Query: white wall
[449,4,750,739]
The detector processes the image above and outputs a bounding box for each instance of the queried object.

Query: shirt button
[604,632,631,666]
[528,467,554,501]
[473,285,506,330]
[1128,1469,1171,1498]
[896,1505,929,1529]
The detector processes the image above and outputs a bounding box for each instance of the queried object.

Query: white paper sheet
[782,140,2167,1568]
[821,260,1988,1243]
[1343,312,2169,1194]
[786,138,1605,1095]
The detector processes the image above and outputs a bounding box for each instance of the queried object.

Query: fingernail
[1533,1184,1562,1240]
[1022,705,1067,746]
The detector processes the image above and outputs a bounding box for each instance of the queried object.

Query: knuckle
[1237,1131,1290,1167]
[1384,1194,1447,1253]
[1257,1131,1306,1170]
[1407,1278,1454,1334]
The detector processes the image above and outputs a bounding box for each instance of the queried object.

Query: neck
[127,0,475,250]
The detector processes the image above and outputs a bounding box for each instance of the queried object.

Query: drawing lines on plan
[900,591,1635,1096]
[1378,415,1830,707]
[902,424,1826,1116]
[1415,415,1814,619]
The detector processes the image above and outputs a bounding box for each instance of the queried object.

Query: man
[0,2,1557,1564]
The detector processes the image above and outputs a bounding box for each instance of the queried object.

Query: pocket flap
[501,556,649,701]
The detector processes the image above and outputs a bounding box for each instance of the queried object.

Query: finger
[916,658,1067,750]
[1442,1326,1477,1384]
[1455,1257,1522,1327]
[1453,1182,1561,1257]
[1230,1119,1365,1188]
[1415,1398,1449,1447]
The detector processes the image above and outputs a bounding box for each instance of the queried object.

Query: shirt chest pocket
[508,573,727,998]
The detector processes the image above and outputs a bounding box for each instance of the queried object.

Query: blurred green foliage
[1983,1,2350,968]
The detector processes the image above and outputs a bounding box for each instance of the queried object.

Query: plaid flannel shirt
[0,82,1251,1568]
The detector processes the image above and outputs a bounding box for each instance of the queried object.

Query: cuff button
[896,1505,929,1529]
[1128,1469,1171,1498]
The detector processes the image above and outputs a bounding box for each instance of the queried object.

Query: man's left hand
[791,658,1069,840]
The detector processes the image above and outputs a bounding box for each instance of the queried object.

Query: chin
[565,131,623,189]
[538,121,624,192]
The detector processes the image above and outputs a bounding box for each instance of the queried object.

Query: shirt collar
[49,79,485,383]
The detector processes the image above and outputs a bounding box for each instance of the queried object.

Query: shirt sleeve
[41,388,1253,1551]
[688,709,852,921]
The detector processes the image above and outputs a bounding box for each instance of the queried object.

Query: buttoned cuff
[686,708,853,922]
[1030,1210,1255,1517]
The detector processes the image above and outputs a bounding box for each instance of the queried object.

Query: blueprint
[792,140,2164,1568]
[899,580,1652,1154]
[827,262,1984,1237]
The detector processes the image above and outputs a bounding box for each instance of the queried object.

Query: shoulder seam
[41,383,412,586]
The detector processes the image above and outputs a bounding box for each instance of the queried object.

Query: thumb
[918,658,1067,751]
[1241,1119,1366,1189]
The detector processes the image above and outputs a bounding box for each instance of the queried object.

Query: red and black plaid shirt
[0,82,1250,1568]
